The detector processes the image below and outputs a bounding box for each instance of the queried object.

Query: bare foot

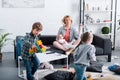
[65,48,74,55]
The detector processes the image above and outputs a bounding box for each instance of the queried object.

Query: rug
[23,69,56,80]
[22,66,120,80]
[86,66,120,80]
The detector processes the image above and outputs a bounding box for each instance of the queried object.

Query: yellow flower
[41,48,46,53]
[29,49,34,54]
[37,40,42,45]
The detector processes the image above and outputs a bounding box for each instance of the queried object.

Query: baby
[57,34,76,50]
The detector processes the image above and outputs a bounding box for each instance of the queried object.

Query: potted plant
[101,26,110,34]
[0,33,11,62]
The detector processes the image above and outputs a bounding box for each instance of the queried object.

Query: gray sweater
[73,44,96,66]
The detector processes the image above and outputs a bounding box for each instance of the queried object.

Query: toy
[29,40,46,54]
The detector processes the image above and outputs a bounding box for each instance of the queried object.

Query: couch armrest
[92,34,112,54]
[103,38,112,54]
[14,36,24,59]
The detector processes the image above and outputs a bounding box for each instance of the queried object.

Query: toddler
[57,34,76,50]
[73,32,96,80]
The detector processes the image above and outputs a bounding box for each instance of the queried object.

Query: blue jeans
[23,55,40,80]
[74,64,87,80]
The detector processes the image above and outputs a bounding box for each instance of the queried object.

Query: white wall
[0,0,80,52]
[1,0,119,52]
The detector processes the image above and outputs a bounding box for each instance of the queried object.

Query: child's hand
[29,45,37,54]
[42,45,50,49]
[31,45,36,49]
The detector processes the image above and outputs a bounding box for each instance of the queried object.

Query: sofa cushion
[95,46,103,55]
[48,45,65,54]
[39,35,56,45]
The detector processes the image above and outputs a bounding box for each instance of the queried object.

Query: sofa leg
[108,54,111,62]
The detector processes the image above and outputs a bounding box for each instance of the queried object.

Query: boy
[21,22,42,80]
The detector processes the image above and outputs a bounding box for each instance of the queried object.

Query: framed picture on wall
[2,0,45,8]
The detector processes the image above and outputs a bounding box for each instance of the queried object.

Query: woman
[53,15,83,52]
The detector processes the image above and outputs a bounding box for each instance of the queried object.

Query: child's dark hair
[32,22,43,31]
[75,32,93,49]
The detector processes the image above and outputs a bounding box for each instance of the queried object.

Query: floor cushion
[87,61,103,73]
[108,64,120,71]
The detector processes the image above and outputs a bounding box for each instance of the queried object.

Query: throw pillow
[86,61,103,73]
[108,64,120,72]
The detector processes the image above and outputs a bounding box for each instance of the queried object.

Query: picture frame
[2,0,45,8]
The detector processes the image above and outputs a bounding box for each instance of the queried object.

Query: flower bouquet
[29,40,46,54]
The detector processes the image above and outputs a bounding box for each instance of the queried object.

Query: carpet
[23,69,57,80]
[86,66,120,80]
[22,66,120,80]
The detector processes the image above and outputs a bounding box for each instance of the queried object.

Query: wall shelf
[85,22,113,25]
[84,10,112,13]
[80,0,116,49]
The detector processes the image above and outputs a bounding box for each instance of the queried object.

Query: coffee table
[18,51,68,79]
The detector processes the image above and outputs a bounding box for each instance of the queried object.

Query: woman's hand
[79,23,83,29]
[79,24,84,36]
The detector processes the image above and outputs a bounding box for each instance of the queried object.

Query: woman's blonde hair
[62,15,73,25]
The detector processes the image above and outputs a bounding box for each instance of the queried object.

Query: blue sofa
[14,34,112,67]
